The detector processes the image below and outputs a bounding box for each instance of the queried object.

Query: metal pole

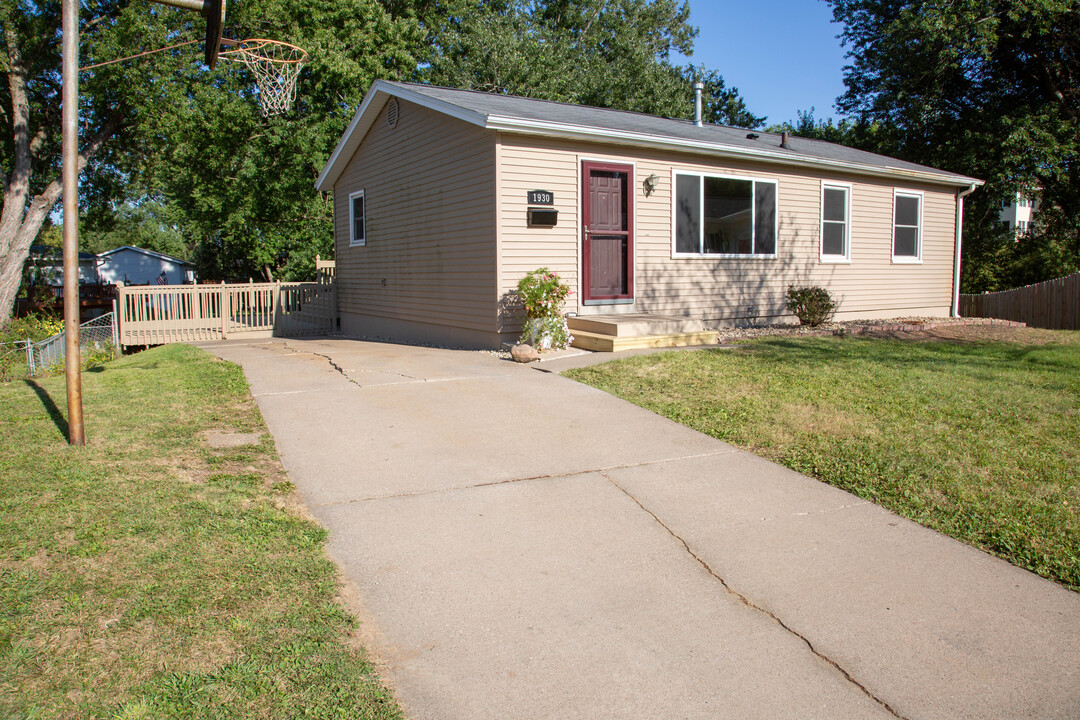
[62,0,85,445]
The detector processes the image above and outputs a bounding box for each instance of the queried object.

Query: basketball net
[220,38,308,116]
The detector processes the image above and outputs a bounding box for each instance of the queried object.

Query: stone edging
[840,317,1027,336]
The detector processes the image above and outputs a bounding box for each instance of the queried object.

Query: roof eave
[484,116,983,188]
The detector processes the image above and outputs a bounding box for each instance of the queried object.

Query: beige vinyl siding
[495,134,959,325]
[334,99,498,339]
[495,135,581,333]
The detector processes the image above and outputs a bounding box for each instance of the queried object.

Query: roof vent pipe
[780,130,791,149]
[693,81,704,127]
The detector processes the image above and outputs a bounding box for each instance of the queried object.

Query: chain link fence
[1,312,118,379]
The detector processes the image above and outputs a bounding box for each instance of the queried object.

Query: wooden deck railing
[116,279,337,347]
[315,254,336,285]
[960,272,1079,330]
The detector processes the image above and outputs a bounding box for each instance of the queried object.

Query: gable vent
[386,97,400,128]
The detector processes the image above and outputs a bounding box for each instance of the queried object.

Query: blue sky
[673,0,850,126]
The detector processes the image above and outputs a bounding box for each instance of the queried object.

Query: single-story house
[316,80,983,350]
[26,244,100,287]
[96,246,195,286]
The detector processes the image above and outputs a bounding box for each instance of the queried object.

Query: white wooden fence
[116,279,337,347]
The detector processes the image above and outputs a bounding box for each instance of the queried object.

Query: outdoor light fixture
[643,173,660,197]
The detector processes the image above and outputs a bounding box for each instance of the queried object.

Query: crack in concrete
[280,342,426,385]
[281,342,511,388]
[309,449,738,507]
[603,473,909,720]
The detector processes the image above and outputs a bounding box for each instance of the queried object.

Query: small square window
[349,190,366,247]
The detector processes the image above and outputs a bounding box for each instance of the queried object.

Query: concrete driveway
[202,337,1080,720]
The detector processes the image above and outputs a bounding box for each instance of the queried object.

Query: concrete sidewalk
[202,337,1080,720]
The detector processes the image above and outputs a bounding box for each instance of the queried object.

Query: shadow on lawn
[24,379,69,439]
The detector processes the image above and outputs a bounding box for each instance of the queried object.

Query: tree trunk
[0,114,121,321]
[0,190,59,321]
[263,264,274,283]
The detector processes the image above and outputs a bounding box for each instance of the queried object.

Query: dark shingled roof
[383,82,978,183]
[317,81,981,191]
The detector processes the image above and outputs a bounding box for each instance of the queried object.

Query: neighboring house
[999,191,1039,238]
[316,81,983,350]
[96,246,195,286]
[25,245,100,287]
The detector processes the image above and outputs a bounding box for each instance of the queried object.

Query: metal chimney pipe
[693,81,704,127]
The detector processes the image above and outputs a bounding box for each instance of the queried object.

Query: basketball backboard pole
[58,0,226,446]
[147,0,226,68]
[61,0,84,446]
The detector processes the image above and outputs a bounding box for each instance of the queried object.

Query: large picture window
[892,191,922,262]
[821,182,851,262]
[349,190,366,247]
[674,173,777,256]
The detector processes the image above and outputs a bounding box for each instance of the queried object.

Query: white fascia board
[484,116,984,189]
[316,81,490,192]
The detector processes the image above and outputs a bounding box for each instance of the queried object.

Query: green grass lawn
[0,344,402,719]
[565,331,1080,591]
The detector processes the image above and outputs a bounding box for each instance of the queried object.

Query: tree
[393,0,763,127]
[826,0,1079,291]
[0,0,416,321]
[0,0,165,319]
[115,0,418,283]
[79,198,189,258]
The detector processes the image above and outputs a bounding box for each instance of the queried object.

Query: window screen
[350,192,366,246]
[893,194,920,258]
[675,174,777,256]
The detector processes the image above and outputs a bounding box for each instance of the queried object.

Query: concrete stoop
[568,313,718,352]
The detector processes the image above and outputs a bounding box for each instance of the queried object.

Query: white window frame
[891,189,923,264]
[820,181,852,263]
[349,190,366,247]
[670,170,779,259]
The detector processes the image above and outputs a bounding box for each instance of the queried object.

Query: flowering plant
[516,268,573,350]
[517,267,572,320]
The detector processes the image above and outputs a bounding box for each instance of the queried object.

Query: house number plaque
[527,190,554,205]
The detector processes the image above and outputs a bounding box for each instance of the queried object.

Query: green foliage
[785,285,836,326]
[0,313,65,381]
[516,267,572,319]
[517,268,573,350]
[130,0,419,282]
[566,332,1080,590]
[404,0,764,128]
[0,313,64,344]
[0,344,403,717]
[79,199,190,259]
[825,0,1080,291]
[522,315,574,351]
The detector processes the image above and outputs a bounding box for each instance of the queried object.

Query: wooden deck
[115,280,337,347]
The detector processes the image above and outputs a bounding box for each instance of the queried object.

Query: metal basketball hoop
[220,38,308,116]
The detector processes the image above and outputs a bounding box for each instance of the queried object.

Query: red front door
[582,161,634,302]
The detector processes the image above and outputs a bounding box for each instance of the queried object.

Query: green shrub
[785,285,837,326]
[0,313,64,345]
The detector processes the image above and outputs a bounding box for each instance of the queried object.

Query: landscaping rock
[511,344,540,363]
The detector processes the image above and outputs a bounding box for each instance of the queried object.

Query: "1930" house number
[527,190,554,205]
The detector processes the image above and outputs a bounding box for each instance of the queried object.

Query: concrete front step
[568,313,709,337]
[571,328,718,352]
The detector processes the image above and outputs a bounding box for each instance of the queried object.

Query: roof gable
[316,81,982,192]
[96,245,193,266]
